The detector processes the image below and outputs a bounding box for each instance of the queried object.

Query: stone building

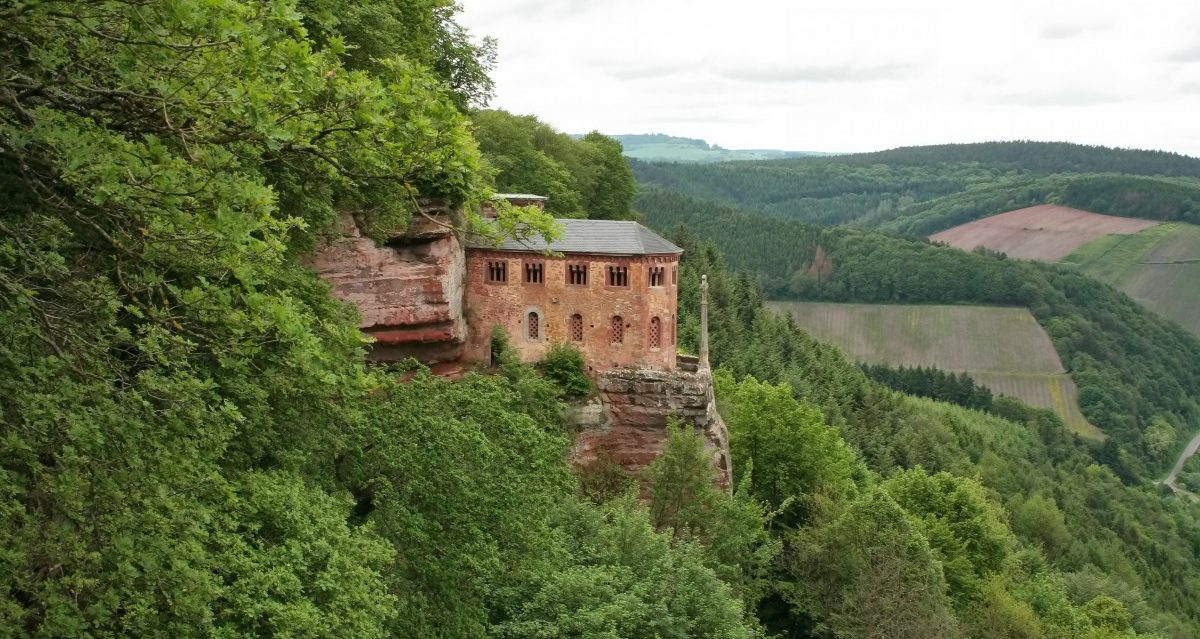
[464,219,682,372]
[308,195,730,487]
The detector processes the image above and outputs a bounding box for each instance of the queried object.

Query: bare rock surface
[571,367,732,489]
[308,213,466,363]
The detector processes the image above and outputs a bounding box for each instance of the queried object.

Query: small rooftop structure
[468,219,682,256]
[480,193,548,218]
[493,193,548,201]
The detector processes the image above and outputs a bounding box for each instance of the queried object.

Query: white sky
[458,0,1200,156]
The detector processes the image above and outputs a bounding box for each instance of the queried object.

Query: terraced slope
[765,301,1102,438]
[1063,222,1200,336]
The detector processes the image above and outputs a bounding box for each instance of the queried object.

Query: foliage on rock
[537,342,594,399]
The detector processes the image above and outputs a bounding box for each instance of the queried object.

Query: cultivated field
[1065,222,1200,336]
[930,205,1158,262]
[766,301,1103,438]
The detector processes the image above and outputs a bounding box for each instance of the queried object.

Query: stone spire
[699,274,710,368]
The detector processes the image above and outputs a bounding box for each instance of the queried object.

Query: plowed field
[930,205,1157,261]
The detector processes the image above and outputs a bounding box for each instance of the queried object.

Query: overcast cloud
[458,0,1200,156]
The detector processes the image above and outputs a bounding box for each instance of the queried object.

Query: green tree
[492,497,756,639]
[301,0,498,110]
[472,110,637,218]
[784,489,962,639]
[882,468,1014,605]
[646,422,779,608]
[714,370,858,520]
[0,1,548,635]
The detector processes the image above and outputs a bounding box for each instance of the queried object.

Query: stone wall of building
[307,211,466,363]
[568,366,732,490]
[463,250,679,372]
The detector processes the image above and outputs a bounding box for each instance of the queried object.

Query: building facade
[464,218,682,372]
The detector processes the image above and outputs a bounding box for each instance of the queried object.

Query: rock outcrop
[569,367,732,489]
[307,209,466,363]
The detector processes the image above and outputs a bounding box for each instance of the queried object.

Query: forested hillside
[640,190,1200,481]
[631,142,1200,232]
[673,236,1200,637]
[5,1,1200,638]
[0,2,743,636]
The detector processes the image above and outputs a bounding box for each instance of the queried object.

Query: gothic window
[671,266,677,285]
[607,265,629,287]
[527,311,540,340]
[649,316,661,349]
[567,263,588,285]
[648,266,665,287]
[486,260,507,283]
[570,313,584,342]
[524,261,544,284]
[610,315,624,344]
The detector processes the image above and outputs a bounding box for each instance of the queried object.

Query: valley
[10,2,1200,636]
[765,301,1100,438]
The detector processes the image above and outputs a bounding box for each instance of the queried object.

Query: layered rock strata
[569,367,732,490]
[307,209,466,363]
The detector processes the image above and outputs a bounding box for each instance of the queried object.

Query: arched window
[570,313,584,342]
[649,316,661,349]
[527,311,539,340]
[610,315,624,344]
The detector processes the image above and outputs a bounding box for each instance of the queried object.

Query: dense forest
[640,190,1200,481]
[672,236,1200,637]
[4,1,1200,638]
[631,142,1200,232]
[860,364,996,413]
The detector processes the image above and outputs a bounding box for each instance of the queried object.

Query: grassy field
[1063,223,1200,336]
[766,301,1103,439]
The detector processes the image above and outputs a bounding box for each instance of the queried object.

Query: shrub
[538,342,593,399]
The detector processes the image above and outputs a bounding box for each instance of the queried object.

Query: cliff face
[307,212,465,363]
[569,366,732,490]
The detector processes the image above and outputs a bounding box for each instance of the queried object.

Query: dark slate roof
[468,219,683,256]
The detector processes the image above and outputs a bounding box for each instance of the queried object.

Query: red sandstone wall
[308,214,465,363]
[464,250,679,371]
[569,368,732,490]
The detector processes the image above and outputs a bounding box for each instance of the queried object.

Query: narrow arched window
[570,313,584,342]
[527,311,539,340]
[649,317,661,349]
[610,316,624,344]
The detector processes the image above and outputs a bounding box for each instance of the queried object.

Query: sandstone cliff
[307,211,466,363]
[569,366,732,490]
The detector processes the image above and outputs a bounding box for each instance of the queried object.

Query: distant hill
[637,188,1200,477]
[602,133,827,163]
[631,141,1200,230]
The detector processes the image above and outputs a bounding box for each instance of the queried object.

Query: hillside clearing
[929,205,1157,261]
[1064,222,1200,336]
[765,301,1103,439]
